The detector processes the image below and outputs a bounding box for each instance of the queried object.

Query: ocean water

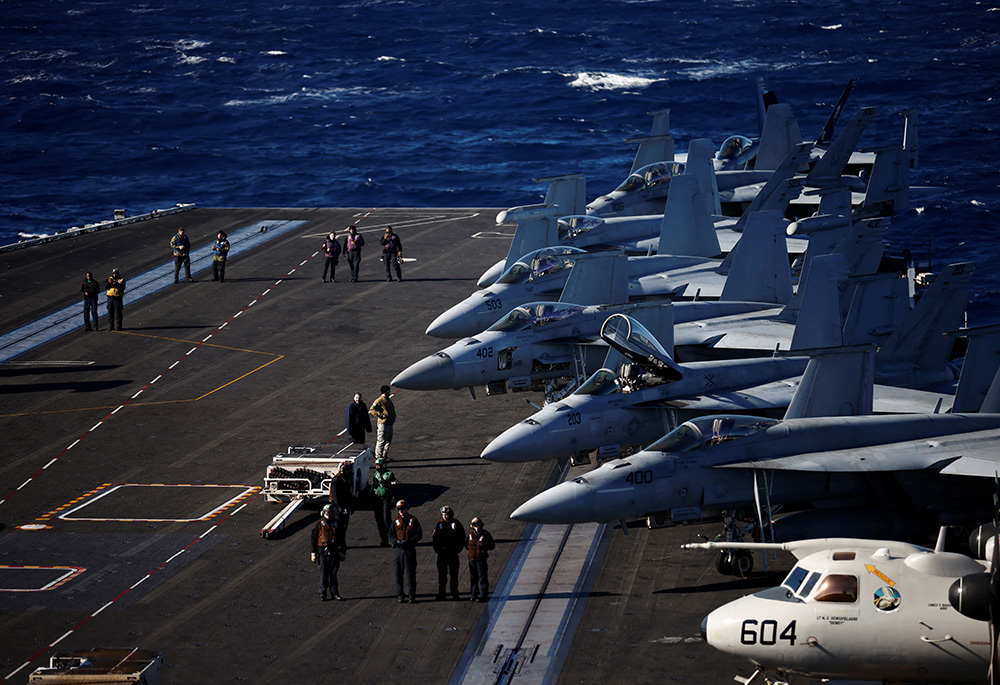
[2,0,999,318]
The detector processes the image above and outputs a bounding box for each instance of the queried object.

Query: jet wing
[640,377,799,411]
[717,428,1000,475]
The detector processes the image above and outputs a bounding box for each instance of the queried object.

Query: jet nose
[391,353,455,391]
[481,421,542,463]
[425,302,477,338]
[510,480,594,524]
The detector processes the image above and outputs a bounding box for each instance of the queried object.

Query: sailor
[105,269,126,332]
[380,225,403,281]
[321,230,341,282]
[344,224,365,282]
[467,516,496,603]
[328,462,355,557]
[81,271,100,331]
[211,230,230,282]
[345,392,372,444]
[369,385,397,461]
[310,504,342,601]
[170,226,193,283]
[371,458,397,547]
[392,499,422,603]
[432,506,466,601]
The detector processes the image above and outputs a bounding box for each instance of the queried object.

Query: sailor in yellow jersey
[105,268,126,331]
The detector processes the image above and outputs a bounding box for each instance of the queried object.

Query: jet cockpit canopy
[487,302,587,333]
[613,161,685,194]
[494,246,585,285]
[646,415,779,454]
[575,368,622,396]
[600,313,683,382]
[558,215,605,241]
[716,135,756,167]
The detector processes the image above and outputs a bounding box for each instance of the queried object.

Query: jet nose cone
[510,480,593,524]
[391,354,455,390]
[426,302,477,338]
[481,422,541,463]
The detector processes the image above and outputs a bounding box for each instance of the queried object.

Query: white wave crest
[377,55,403,62]
[179,55,207,65]
[175,39,210,51]
[265,50,288,56]
[567,71,660,91]
[821,24,843,30]
[217,56,236,64]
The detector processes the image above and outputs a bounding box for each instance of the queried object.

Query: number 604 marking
[740,619,797,646]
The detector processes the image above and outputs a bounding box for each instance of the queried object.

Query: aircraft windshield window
[689,415,779,448]
[717,135,753,160]
[559,216,604,240]
[614,173,646,193]
[577,369,621,396]
[488,308,531,332]
[646,423,702,453]
[643,162,683,190]
[532,255,575,280]
[529,303,584,327]
[800,571,821,598]
[496,263,531,285]
[781,566,809,593]
[811,574,858,603]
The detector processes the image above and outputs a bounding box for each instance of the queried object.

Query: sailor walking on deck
[170,227,193,283]
[344,224,364,282]
[328,462,355,557]
[211,231,229,282]
[380,225,403,281]
[345,392,373,444]
[311,504,342,601]
[321,230,341,282]
[105,269,126,331]
[81,271,100,331]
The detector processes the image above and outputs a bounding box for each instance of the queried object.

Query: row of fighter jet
[391,81,1000,683]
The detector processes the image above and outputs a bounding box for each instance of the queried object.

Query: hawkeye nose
[391,353,456,391]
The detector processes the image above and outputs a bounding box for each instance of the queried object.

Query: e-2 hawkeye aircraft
[509,346,1000,548]
[685,523,998,685]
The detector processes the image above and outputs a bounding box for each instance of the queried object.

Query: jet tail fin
[559,251,629,305]
[901,109,919,170]
[805,106,878,186]
[539,173,587,215]
[783,345,875,419]
[731,142,812,232]
[951,324,1000,412]
[657,174,721,258]
[789,255,848,350]
[754,103,803,171]
[815,77,859,147]
[875,262,974,385]
[628,109,674,173]
[686,138,722,216]
[841,271,912,345]
[857,146,910,217]
[719,210,793,304]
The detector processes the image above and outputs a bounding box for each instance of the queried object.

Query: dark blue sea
[3,0,999,319]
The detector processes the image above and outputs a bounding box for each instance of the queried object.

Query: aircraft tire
[732,551,754,579]
[716,550,734,576]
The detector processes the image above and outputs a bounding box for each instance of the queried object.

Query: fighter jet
[426,210,794,339]
[509,349,1000,546]
[688,527,997,684]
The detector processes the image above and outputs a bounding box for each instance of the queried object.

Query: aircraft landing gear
[716,550,754,579]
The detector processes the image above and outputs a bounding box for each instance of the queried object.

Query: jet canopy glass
[716,135,754,161]
[600,313,683,381]
[487,302,587,332]
[494,246,585,285]
[614,161,685,193]
[646,415,779,453]
[558,215,605,241]
[575,368,621,396]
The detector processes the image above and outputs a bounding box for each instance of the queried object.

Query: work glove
[311,553,317,563]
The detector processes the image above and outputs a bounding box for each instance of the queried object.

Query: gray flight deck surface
[0,208,792,684]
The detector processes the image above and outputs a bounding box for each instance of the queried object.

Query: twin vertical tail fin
[783,345,875,419]
[719,210,793,305]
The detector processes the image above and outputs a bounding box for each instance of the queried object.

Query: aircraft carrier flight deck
[0,207,792,684]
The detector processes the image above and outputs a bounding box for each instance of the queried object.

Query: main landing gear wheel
[716,550,754,578]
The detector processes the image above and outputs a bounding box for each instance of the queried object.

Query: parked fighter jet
[509,349,1000,546]
[688,531,994,684]
[427,210,794,339]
